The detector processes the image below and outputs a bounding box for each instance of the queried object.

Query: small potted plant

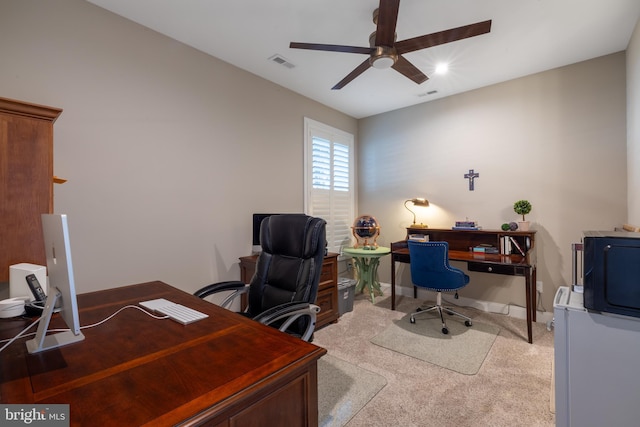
[513,200,532,231]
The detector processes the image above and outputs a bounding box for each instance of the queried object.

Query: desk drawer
[316,286,337,325]
[468,262,526,276]
[319,262,334,283]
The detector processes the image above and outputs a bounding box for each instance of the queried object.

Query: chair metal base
[409,292,473,335]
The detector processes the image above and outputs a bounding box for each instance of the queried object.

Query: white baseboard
[381,283,554,325]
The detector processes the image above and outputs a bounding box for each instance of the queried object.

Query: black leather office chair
[408,240,473,334]
[194,214,326,341]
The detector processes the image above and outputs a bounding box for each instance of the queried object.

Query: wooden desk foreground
[0,281,326,426]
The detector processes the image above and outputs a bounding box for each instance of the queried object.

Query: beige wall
[358,53,628,314]
[1,0,635,317]
[0,0,357,294]
[628,18,640,223]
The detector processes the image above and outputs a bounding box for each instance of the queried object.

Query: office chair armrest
[193,281,249,310]
[253,302,321,342]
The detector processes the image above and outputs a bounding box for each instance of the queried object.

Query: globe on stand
[351,215,380,249]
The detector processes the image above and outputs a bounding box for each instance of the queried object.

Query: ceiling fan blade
[395,20,492,54]
[332,59,372,90]
[290,42,371,55]
[392,55,429,84]
[375,0,400,47]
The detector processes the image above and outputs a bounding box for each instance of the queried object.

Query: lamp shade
[409,198,429,207]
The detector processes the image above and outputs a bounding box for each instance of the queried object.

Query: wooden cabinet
[0,97,62,283]
[314,254,339,328]
[239,252,339,329]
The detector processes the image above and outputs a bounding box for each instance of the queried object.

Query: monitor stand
[26,288,85,354]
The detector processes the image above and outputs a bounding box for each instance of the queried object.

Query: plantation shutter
[304,118,355,255]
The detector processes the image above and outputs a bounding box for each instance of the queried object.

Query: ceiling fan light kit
[370,46,397,69]
[289,0,491,89]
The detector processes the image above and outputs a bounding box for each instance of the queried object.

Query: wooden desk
[391,228,537,343]
[0,281,326,426]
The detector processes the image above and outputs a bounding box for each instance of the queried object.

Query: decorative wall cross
[464,169,479,191]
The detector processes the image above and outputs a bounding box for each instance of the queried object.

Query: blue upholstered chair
[408,240,473,334]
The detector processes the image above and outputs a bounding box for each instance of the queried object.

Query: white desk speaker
[9,263,47,300]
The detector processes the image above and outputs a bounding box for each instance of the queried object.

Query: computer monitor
[253,214,274,249]
[252,213,300,252]
[26,214,85,354]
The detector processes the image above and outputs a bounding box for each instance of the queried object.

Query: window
[304,118,355,255]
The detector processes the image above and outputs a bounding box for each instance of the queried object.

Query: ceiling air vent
[269,54,295,69]
[417,90,438,97]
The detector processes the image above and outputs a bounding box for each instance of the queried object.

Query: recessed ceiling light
[435,63,449,74]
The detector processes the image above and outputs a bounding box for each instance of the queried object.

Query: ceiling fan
[290,0,492,90]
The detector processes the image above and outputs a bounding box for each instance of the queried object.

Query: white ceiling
[86,0,640,119]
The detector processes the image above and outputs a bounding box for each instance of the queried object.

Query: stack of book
[408,234,428,242]
[500,236,526,256]
[472,244,499,254]
[452,220,481,230]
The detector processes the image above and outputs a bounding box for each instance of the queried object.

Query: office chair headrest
[261,214,326,259]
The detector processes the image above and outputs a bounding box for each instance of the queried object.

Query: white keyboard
[139,298,209,325]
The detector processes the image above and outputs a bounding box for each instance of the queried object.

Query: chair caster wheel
[410,317,416,324]
[465,320,472,327]
[442,327,449,334]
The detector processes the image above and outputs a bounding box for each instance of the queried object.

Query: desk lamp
[404,198,429,228]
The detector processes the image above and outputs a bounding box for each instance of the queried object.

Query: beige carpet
[317,354,387,427]
[313,291,556,427]
[370,310,500,375]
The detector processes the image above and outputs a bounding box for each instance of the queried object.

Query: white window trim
[303,117,355,257]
